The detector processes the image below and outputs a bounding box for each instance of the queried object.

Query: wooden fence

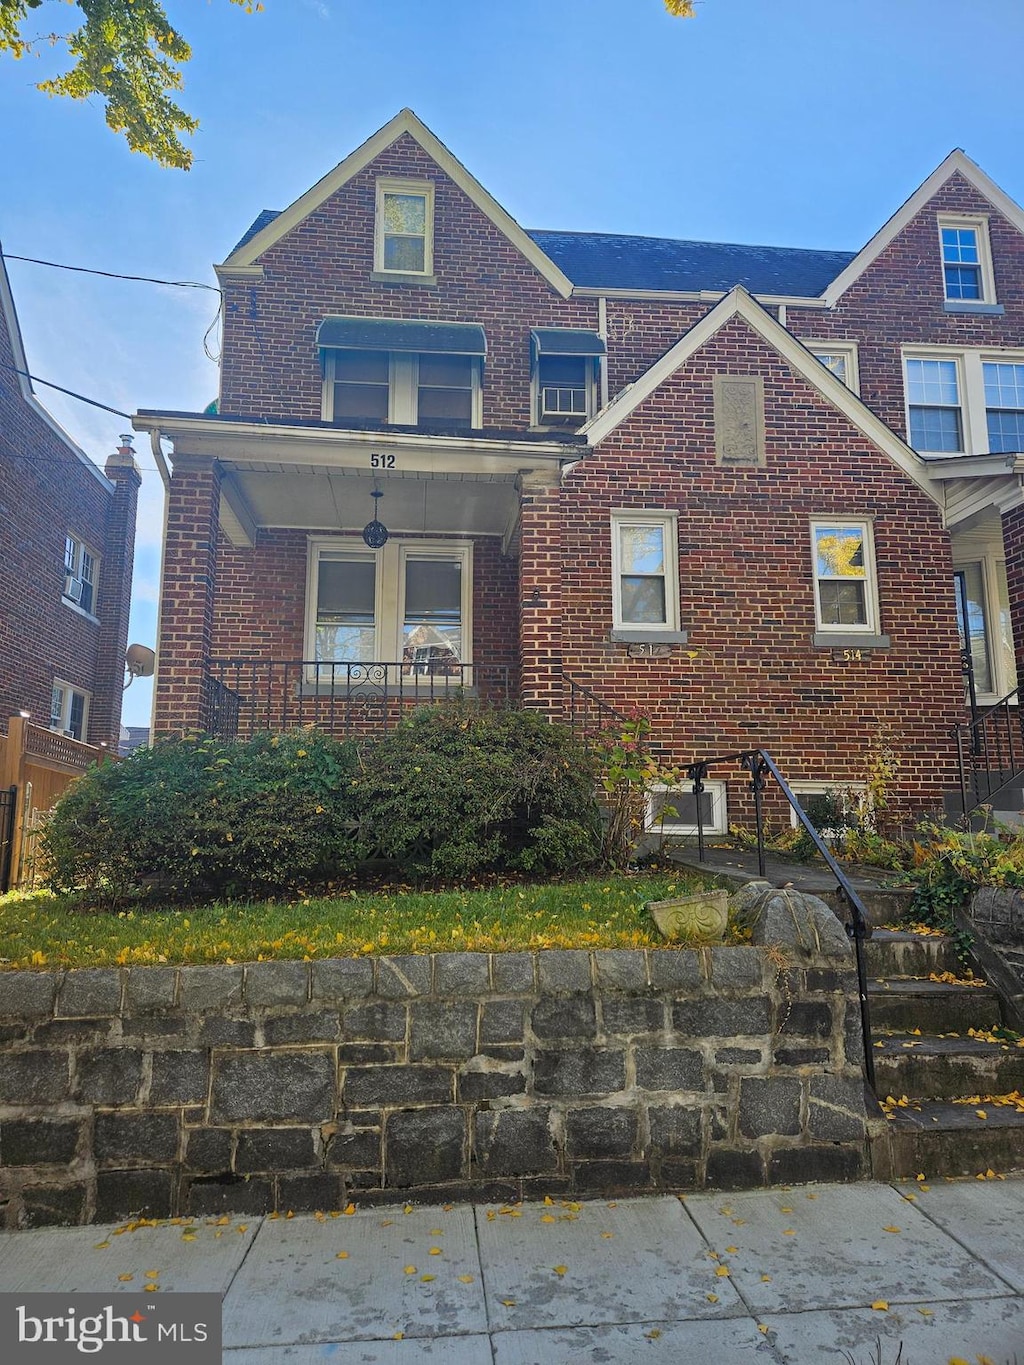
[0,717,111,888]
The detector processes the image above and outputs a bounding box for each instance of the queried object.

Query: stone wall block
[593,950,648,992]
[706,1147,765,1190]
[73,1049,143,1106]
[673,998,772,1037]
[325,1129,382,1171]
[264,1011,341,1046]
[708,947,764,991]
[648,950,701,991]
[198,1017,256,1048]
[433,953,490,995]
[149,1050,211,1106]
[56,969,122,1018]
[0,1118,83,1166]
[0,1051,70,1103]
[777,1001,834,1038]
[21,1185,87,1228]
[95,1170,174,1221]
[537,950,592,994]
[533,1047,625,1097]
[311,958,374,1002]
[410,1002,478,1060]
[564,1105,639,1160]
[458,1064,527,1101]
[344,1065,452,1108]
[179,966,243,1012]
[385,1106,466,1186]
[807,1074,869,1141]
[342,1001,407,1043]
[479,999,525,1045]
[94,1111,180,1165]
[244,961,310,1007]
[738,1076,802,1138]
[530,996,597,1041]
[184,1128,233,1172]
[210,1049,336,1123]
[647,1104,703,1159]
[490,953,535,993]
[279,1173,345,1212]
[375,956,431,999]
[235,1128,316,1172]
[0,972,60,1017]
[474,1107,558,1175]
[124,967,178,1013]
[634,1047,704,1093]
[600,997,665,1037]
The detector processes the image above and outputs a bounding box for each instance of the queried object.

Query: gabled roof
[528,231,854,297]
[218,109,574,298]
[824,149,1024,307]
[581,286,939,505]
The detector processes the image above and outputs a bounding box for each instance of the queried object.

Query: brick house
[134,110,1024,826]
[0,248,140,749]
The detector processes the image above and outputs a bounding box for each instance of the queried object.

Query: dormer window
[938,215,996,308]
[374,179,435,279]
[531,329,605,427]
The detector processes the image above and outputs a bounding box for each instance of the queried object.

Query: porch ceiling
[220,464,520,540]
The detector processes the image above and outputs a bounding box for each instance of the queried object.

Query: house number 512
[370,453,396,469]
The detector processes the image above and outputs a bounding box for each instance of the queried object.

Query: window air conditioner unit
[541,386,587,418]
[64,575,84,604]
[62,729,76,740]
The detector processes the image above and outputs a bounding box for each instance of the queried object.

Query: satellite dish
[125,644,156,678]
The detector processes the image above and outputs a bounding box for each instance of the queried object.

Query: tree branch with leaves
[0,0,261,170]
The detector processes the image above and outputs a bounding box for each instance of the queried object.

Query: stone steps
[882,1100,1024,1178]
[868,977,1003,1033]
[872,1032,1024,1100]
[864,928,961,978]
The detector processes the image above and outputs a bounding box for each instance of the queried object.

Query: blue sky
[3,0,1024,725]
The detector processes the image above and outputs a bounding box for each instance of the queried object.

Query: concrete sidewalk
[1,1178,1022,1363]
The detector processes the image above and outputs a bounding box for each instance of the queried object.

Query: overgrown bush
[353,702,603,879]
[43,730,366,903]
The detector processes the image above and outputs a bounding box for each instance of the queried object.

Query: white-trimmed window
[787,781,869,833]
[610,511,681,635]
[954,559,1017,702]
[63,534,98,615]
[50,680,90,742]
[646,781,728,836]
[306,538,472,677]
[810,520,880,636]
[324,351,481,428]
[807,343,859,393]
[938,215,995,304]
[904,349,1024,456]
[374,179,434,277]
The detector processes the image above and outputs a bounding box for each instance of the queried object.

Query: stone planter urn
[647,888,730,943]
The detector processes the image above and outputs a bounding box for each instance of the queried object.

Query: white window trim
[952,553,1017,704]
[938,213,996,305]
[809,517,881,638]
[63,533,99,618]
[646,781,728,836]
[50,679,90,742]
[787,780,869,832]
[321,350,482,427]
[804,342,860,394]
[374,177,435,278]
[610,510,681,635]
[903,346,1024,456]
[305,536,474,676]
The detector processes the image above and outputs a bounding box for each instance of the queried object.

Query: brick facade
[0,262,139,748]
[143,114,1024,816]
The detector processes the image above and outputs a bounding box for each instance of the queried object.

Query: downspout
[147,428,172,745]
[598,296,609,410]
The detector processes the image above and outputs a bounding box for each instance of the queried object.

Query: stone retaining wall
[0,945,869,1227]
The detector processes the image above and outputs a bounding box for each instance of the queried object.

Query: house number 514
[370,453,396,469]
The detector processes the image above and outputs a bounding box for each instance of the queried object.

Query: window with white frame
[375,179,434,277]
[324,350,480,428]
[63,534,98,615]
[50,680,89,742]
[307,538,472,677]
[810,520,880,635]
[938,216,995,304]
[954,559,1017,701]
[646,781,728,836]
[610,511,680,634]
[787,781,869,833]
[904,350,1024,456]
[807,343,859,393]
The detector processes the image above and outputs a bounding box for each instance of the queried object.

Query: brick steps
[867,928,1024,1179]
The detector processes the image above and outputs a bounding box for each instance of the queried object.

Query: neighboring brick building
[134,109,1024,822]
[0,249,140,748]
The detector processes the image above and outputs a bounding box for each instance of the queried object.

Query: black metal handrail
[561,672,631,742]
[204,660,515,740]
[953,684,1023,815]
[686,748,876,1091]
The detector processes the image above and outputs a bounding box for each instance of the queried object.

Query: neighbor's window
[50,680,89,742]
[905,357,964,453]
[611,511,680,633]
[939,217,995,304]
[375,179,434,276]
[983,361,1024,454]
[811,520,879,634]
[63,534,97,615]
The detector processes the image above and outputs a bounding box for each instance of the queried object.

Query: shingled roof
[230,211,854,298]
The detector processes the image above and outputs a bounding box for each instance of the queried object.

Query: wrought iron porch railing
[203,660,516,740]
[685,748,876,1091]
[953,685,1023,816]
[562,672,631,743]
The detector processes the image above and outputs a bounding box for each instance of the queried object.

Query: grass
[0,870,723,970]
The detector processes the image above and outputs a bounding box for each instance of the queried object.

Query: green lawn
[0,870,720,969]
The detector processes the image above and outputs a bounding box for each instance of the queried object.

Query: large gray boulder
[731,880,851,958]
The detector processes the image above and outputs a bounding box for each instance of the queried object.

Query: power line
[1,251,221,294]
[0,359,133,418]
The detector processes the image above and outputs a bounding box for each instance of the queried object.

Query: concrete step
[872,1032,1024,1100]
[881,1099,1024,1179]
[864,929,962,978]
[868,977,1003,1032]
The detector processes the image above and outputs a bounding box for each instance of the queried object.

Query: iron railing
[204,660,515,740]
[562,672,630,743]
[953,684,1023,815]
[686,748,876,1091]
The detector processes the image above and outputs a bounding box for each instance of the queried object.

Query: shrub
[42,730,365,903]
[353,702,603,879]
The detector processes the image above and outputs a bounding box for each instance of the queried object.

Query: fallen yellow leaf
[645,1328,662,1339]
[758,1324,770,1335]
[871,1300,889,1311]
[429,1248,442,1256]
[782,1228,796,1236]
[601,1232,614,1239]
[393,1333,403,1341]
[540,1214,556,1224]
[420,1274,435,1283]
[725,1245,738,1254]
[404,1265,417,1275]
[917,1308,933,1317]
[336,1252,349,1260]
[344,1203,356,1215]
[761,1274,771,1282]
[543,1196,554,1206]
[117,1274,133,1282]
[553,1265,567,1276]
[457,1274,474,1284]
[715,1265,730,1277]
[500,1299,515,1307]
[706,1293,719,1303]
[94,1242,110,1250]
[882,1225,901,1234]
[976,1110,988,1120]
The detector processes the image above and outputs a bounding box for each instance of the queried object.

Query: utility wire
[1,252,221,294]
[1,359,133,418]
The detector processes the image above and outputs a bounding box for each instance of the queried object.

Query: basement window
[646,781,728,836]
